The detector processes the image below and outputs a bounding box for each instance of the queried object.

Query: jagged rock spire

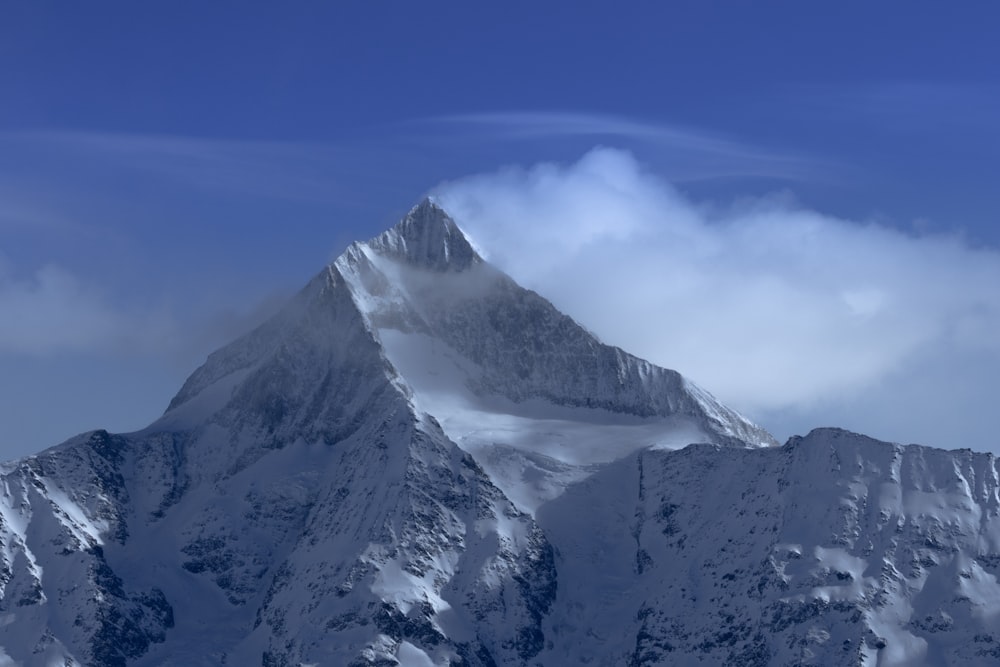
[366,198,481,272]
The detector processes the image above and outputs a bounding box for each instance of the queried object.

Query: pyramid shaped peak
[409,196,448,219]
[367,198,481,271]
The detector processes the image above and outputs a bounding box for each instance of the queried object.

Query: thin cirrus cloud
[433,147,1000,450]
[411,111,833,184]
[0,130,367,206]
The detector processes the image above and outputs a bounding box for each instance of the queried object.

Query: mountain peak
[367,197,481,271]
[14,200,987,667]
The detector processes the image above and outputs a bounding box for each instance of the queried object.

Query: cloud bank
[434,148,1000,450]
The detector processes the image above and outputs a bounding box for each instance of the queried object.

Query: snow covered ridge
[0,200,998,665]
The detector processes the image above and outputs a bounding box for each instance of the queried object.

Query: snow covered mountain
[0,200,997,666]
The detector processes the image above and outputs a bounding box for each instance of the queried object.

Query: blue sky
[2,2,1000,457]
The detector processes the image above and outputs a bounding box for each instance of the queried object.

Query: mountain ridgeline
[0,200,997,666]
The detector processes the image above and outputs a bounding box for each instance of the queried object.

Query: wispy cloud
[0,196,81,234]
[0,262,151,355]
[434,148,1000,450]
[409,111,833,183]
[0,130,369,206]
[0,256,290,365]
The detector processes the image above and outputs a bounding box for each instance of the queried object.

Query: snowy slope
[538,428,1000,666]
[0,199,994,666]
[336,199,775,513]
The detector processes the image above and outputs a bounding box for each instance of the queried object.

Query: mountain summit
[367,198,482,272]
[164,197,775,512]
[0,201,998,666]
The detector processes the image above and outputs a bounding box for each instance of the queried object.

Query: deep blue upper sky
[5,2,999,241]
[2,1,999,456]
[6,3,997,134]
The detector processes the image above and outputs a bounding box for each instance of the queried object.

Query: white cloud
[0,264,183,356]
[0,263,135,355]
[0,258,290,365]
[434,148,1000,449]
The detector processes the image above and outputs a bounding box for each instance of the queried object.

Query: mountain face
[0,201,997,666]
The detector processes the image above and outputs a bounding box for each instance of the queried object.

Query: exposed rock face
[1,200,992,666]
